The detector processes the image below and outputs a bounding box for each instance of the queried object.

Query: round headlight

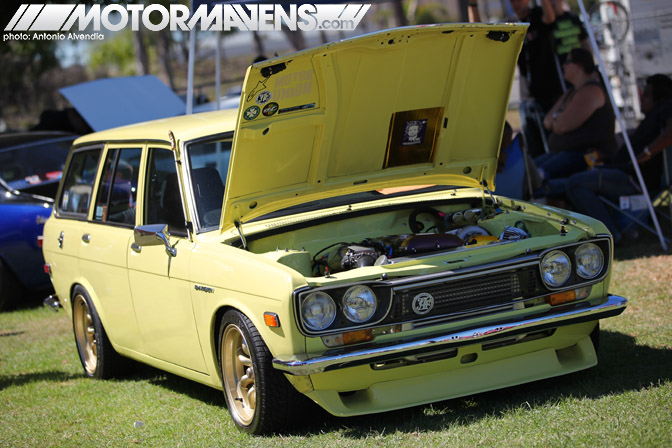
[342,285,377,323]
[541,250,571,287]
[575,243,604,279]
[301,292,336,331]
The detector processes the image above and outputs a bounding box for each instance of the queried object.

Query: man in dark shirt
[511,0,561,112]
[566,74,672,243]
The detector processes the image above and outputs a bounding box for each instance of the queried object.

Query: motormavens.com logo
[4,3,371,41]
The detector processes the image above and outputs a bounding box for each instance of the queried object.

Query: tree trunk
[392,0,407,27]
[252,31,265,58]
[133,28,150,76]
[158,29,175,90]
[282,28,306,51]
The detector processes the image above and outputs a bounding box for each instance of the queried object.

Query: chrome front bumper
[273,295,627,376]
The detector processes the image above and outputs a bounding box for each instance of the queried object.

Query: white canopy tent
[576,0,667,250]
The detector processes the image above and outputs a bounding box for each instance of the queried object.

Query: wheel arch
[67,280,109,328]
[209,298,303,380]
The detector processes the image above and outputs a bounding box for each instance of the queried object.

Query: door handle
[131,242,142,253]
[81,233,91,243]
[58,231,64,249]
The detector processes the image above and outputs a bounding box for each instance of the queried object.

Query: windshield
[0,137,73,192]
[185,135,233,230]
[249,185,465,222]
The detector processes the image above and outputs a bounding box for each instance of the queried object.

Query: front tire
[219,310,302,434]
[72,285,127,379]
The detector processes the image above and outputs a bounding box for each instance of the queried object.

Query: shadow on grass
[122,363,225,408]
[277,329,672,438]
[0,370,81,390]
[613,227,671,261]
[103,328,671,437]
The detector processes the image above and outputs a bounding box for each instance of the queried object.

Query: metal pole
[664,149,672,224]
[186,27,196,115]
[576,0,667,251]
[215,31,222,110]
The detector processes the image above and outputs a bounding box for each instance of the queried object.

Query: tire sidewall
[219,310,264,434]
[72,285,103,379]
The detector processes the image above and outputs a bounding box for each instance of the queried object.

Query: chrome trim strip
[273,295,627,375]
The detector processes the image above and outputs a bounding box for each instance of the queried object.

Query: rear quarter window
[58,148,102,217]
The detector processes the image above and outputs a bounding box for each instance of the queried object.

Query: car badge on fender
[412,292,434,315]
[194,284,214,294]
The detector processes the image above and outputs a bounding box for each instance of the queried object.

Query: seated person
[536,48,617,179]
[565,74,672,242]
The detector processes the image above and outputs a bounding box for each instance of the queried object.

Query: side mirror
[133,224,177,257]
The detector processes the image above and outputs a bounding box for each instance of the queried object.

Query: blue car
[0,132,75,309]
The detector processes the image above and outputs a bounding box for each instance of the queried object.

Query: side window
[93,148,141,226]
[145,148,187,236]
[187,138,232,229]
[58,149,102,216]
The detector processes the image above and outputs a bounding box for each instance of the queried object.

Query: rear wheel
[219,310,303,434]
[72,285,129,379]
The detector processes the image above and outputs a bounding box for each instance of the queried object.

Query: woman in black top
[536,48,617,179]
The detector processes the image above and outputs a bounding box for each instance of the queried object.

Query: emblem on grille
[412,292,434,315]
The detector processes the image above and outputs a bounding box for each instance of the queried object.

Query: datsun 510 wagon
[43,24,627,434]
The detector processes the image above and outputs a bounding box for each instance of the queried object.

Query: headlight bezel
[538,238,610,291]
[295,283,392,336]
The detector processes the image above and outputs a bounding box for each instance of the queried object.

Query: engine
[312,206,530,275]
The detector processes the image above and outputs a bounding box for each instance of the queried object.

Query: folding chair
[597,146,672,243]
[519,100,551,156]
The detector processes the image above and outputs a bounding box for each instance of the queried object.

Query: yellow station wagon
[43,24,627,434]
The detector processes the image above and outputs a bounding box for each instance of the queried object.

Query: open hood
[60,75,185,132]
[222,23,525,229]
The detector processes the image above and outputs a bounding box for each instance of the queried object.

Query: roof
[73,109,239,147]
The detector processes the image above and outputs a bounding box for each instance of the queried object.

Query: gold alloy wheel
[221,324,256,426]
[73,294,97,376]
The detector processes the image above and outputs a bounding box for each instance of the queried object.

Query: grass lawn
[1,234,671,447]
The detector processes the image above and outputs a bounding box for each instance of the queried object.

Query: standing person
[511,0,559,113]
[565,74,672,243]
[550,0,590,66]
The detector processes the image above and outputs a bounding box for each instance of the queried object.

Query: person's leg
[566,169,637,242]
[537,151,587,179]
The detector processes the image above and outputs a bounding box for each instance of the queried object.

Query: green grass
[1,236,671,447]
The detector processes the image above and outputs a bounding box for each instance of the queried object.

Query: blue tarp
[59,75,185,132]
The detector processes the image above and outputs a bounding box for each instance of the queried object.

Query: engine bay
[310,206,532,275]
[248,201,564,278]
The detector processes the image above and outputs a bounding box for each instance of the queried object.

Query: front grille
[388,266,543,322]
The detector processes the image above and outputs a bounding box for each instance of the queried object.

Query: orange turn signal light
[546,290,576,306]
[342,329,373,345]
[263,312,280,327]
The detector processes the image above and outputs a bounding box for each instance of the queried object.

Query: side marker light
[264,312,280,327]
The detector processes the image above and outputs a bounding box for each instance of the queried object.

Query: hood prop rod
[234,220,248,250]
[482,180,501,212]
